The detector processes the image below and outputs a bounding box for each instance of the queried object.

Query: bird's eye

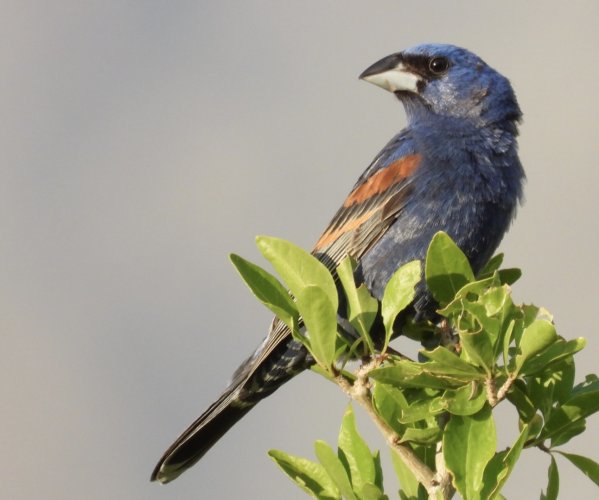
[429,57,449,75]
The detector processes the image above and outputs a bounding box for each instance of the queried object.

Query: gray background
[3,1,598,498]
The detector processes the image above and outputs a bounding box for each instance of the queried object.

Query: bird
[151,43,525,483]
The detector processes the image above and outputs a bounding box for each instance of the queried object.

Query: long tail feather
[151,387,253,483]
[152,328,309,483]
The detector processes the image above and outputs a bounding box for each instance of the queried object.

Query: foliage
[230,232,599,499]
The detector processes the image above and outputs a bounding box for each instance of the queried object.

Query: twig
[335,359,454,499]
[433,417,455,500]
[496,374,516,402]
[485,377,498,407]
[486,373,517,407]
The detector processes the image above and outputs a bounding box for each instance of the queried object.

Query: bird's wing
[312,151,420,267]
[234,137,422,386]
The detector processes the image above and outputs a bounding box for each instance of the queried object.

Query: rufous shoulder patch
[344,154,420,207]
[313,209,378,251]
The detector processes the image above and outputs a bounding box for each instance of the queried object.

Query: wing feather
[236,146,421,389]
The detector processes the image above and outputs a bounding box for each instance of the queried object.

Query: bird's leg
[437,318,460,352]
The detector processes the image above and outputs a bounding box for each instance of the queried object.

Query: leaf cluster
[231,233,598,499]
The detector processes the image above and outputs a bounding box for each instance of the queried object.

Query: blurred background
[3,1,598,498]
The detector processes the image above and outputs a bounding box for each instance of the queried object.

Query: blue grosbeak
[152,43,524,483]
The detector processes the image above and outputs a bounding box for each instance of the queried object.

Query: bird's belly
[358,197,513,313]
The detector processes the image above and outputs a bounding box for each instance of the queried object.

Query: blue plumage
[152,44,525,483]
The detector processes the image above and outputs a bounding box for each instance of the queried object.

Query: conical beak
[359,52,420,93]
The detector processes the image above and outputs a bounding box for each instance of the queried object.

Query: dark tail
[151,388,253,483]
[151,329,310,483]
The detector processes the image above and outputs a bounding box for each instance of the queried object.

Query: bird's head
[360,44,521,128]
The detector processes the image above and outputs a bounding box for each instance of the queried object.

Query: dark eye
[429,57,449,75]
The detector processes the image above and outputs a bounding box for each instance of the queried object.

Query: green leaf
[372,383,407,433]
[400,426,442,445]
[497,319,516,367]
[295,285,338,369]
[372,450,384,491]
[527,413,544,439]
[443,382,487,416]
[460,301,502,343]
[359,483,388,500]
[480,286,516,359]
[425,231,474,305]
[540,357,575,408]
[548,357,576,405]
[527,357,576,421]
[479,450,508,500]
[514,320,557,373]
[419,346,482,375]
[391,450,425,500]
[369,362,473,390]
[540,377,599,441]
[480,424,529,498]
[412,443,436,472]
[466,273,501,296]
[479,284,509,318]
[337,256,378,353]
[477,257,522,285]
[510,305,540,348]
[338,405,376,494]
[268,449,340,499]
[381,260,421,350]
[314,440,356,500]
[390,450,423,499]
[460,330,495,374]
[550,419,586,448]
[479,253,504,276]
[398,396,445,424]
[519,338,586,376]
[505,380,537,422]
[419,361,487,380]
[230,253,299,330]
[496,268,522,285]
[437,276,497,317]
[541,455,559,500]
[477,255,521,286]
[443,405,496,500]
[555,452,599,487]
[256,235,338,309]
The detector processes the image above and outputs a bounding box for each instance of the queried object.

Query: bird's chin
[393,90,423,105]
[393,90,413,99]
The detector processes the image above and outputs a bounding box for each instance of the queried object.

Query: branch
[336,360,454,499]
[486,373,517,407]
